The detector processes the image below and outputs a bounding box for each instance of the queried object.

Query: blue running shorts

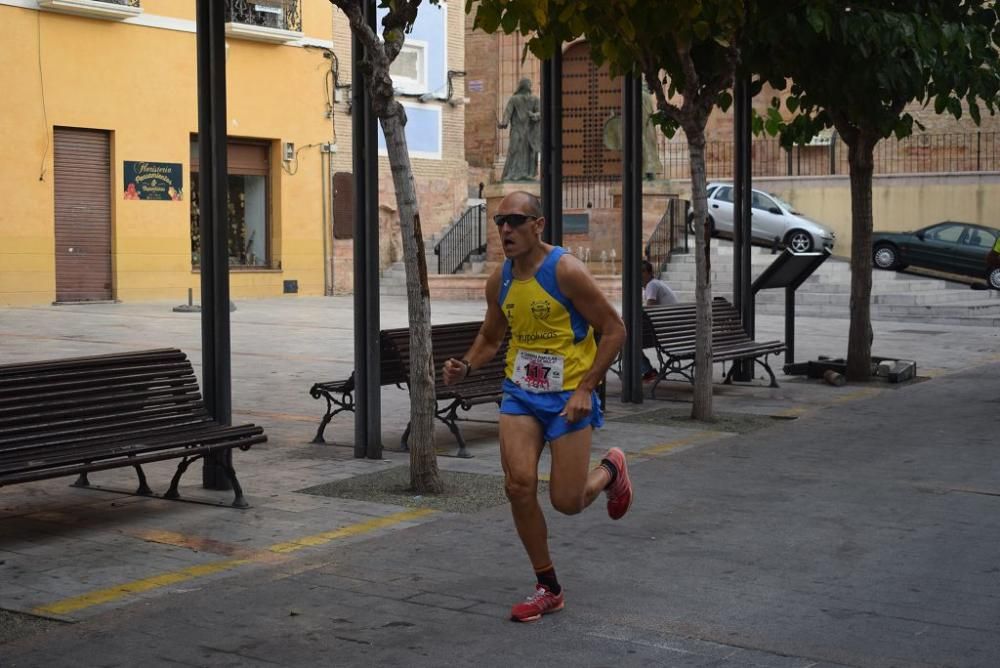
[499,379,604,443]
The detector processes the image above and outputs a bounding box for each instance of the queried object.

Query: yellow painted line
[775,406,809,418]
[32,508,436,617]
[539,433,729,481]
[639,431,729,457]
[33,558,250,616]
[268,508,435,554]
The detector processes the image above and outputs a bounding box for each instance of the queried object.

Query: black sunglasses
[493,213,537,228]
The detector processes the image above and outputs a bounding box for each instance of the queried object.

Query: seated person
[640,260,678,381]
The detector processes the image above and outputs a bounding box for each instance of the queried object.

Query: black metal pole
[352,0,381,459]
[785,286,795,366]
[621,75,643,404]
[732,75,754,381]
[540,58,551,244]
[196,0,233,489]
[550,51,563,246]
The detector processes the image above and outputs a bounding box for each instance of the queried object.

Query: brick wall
[464,8,499,171]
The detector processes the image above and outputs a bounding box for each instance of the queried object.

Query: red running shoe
[510,585,565,622]
[604,447,633,520]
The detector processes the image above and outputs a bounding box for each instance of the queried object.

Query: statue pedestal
[483,182,541,263]
[610,179,680,241]
[610,179,679,209]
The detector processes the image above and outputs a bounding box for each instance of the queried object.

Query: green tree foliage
[749,1,1000,380]
[469,0,744,420]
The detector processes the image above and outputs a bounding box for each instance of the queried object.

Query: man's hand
[987,249,1000,270]
[560,387,593,424]
[442,358,469,386]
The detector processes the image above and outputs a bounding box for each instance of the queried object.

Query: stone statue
[602,86,663,180]
[498,78,541,181]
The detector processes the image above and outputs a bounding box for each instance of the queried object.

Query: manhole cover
[297,467,546,514]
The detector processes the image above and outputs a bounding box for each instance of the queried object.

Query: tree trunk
[380,110,443,494]
[845,135,876,382]
[686,129,714,420]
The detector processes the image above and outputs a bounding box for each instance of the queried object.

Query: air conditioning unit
[252,2,284,29]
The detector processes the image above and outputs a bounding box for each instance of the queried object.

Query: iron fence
[225,0,302,32]
[645,198,690,272]
[658,131,1000,181]
[562,175,619,209]
[435,204,486,274]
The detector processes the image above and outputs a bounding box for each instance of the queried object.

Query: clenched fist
[442,357,469,386]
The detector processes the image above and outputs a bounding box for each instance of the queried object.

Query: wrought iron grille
[435,204,486,274]
[97,0,141,6]
[645,198,690,273]
[225,0,302,32]
[658,131,1000,180]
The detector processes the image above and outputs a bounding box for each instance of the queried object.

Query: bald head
[499,190,543,218]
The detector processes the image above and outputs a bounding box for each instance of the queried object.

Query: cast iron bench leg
[436,399,472,459]
[221,460,249,508]
[400,422,411,452]
[311,391,354,444]
[755,356,779,388]
[134,464,153,495]
[165,455,196,500]
[72,472,90,488]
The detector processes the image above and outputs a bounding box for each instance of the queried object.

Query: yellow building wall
[753,174,998,257]
[675,173,1000,258]
[0,1,334,306]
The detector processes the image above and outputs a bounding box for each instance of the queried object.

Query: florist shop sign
[124,161,183,201]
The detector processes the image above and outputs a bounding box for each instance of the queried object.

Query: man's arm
[557,255,626,420]
[442,268,509,385]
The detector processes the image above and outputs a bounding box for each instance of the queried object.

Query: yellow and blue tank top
[499,247,597,392]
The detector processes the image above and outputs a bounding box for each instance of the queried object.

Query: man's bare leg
[499,414,550,570]
[548,427,610,515]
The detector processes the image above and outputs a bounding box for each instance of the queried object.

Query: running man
[443,190,631,623]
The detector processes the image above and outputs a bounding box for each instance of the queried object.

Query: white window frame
[390,40,429,94]
[378,101,442,160]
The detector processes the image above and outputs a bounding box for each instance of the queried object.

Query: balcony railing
[225,0,302,40]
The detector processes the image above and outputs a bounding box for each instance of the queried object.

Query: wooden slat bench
[643,298,786,397]
[310,321,507,457]
[0,348,267,508]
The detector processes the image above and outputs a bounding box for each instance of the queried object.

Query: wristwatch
[461,359,472,377]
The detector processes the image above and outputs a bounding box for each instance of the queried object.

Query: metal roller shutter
[54,127,112,302]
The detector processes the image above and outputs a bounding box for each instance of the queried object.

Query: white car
[688,183,836,253]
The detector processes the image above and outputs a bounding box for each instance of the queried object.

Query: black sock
[600,458,618,489]
[535,565,561,595]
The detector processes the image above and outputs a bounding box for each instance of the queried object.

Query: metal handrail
[434,204,487,274]
[644,198,689,272]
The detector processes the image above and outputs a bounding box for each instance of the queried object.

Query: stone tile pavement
[0,296,998,666]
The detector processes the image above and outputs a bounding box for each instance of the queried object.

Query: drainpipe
[321,146,331,295]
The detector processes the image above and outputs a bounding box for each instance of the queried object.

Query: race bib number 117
[512,350,565,393]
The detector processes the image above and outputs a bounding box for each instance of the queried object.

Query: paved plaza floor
[0,296,998,666]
